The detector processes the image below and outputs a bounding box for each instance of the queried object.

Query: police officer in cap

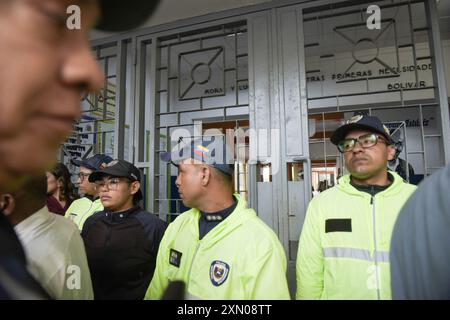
[146,138,290,300]
[296,115,416,300]
[82,159,167,300]
[65,154,113,231]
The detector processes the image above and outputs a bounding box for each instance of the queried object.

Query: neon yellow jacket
[145,194,290,300]
[296,172,416,300]
[64,197,103,231]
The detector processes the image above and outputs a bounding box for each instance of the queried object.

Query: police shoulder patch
[210,260,230,286]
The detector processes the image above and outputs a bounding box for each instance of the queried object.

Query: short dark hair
[213,167,234,192]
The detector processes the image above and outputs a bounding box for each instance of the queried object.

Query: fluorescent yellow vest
[64,197,103,231]
[145,194,290,300]
[296,172,416,300]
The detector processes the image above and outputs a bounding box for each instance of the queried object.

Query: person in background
[65,154,113,231]
[82,160,167,300]
[296,115,416,300]
[388,140,415,182]
[1,176,93,300]
[317,180,328,193]
[46,163,78,215]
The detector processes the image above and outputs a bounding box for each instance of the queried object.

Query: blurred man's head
[0,0,159,193]
[0,0,103,192]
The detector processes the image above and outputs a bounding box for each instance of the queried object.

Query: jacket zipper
[79,201,94,225]
[370,187,381,300]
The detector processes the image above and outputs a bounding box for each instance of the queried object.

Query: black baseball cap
[71,154,113,171]
[330,115,395,146]
[160,138,234,176]
[89,159,143,201]
[96,0,161,32]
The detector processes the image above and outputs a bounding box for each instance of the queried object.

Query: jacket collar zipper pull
[370,186,375,204]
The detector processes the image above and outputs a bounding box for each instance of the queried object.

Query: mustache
[351,156,371,162]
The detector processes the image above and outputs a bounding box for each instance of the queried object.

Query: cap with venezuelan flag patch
[160,138,234,176]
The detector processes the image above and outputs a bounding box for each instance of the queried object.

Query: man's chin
[350,169,372,180]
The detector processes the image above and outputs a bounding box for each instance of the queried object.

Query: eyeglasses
[95,177,130,191]
[77,172,91,182]
[337,133,387,153]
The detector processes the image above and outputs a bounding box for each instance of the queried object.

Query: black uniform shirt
[82,206,167,300]
[198,198,237,240]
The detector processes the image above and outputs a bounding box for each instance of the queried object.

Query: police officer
[296,115,417,300]
[65,154,113,231]
[145,139,290,300]
[82,160,167,300]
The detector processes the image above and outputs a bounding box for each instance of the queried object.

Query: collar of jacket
[336,170,406,198]
[104,205,141,222]
[182,194,255,249]
[85,194,101,202]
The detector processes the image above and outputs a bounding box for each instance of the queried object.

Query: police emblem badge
[210,260,230,286]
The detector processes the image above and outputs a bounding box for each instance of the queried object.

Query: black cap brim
[330,123,394,145]
[71,159,97,171]
[88,167,132,182]
[71,159,83,167]
[88,170,109,182]
[96,0,161,32]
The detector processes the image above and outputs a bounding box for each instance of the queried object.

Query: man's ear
[200,165,211,186]
[0,194,16,216]
[130,181,141,195]
[387,144,396,161]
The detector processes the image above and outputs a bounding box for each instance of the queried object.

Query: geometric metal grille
[178,46,225,100]
[303,0,435,110]
[304,0,444,192]
[155,21,248,220]
[60,44,117,179]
